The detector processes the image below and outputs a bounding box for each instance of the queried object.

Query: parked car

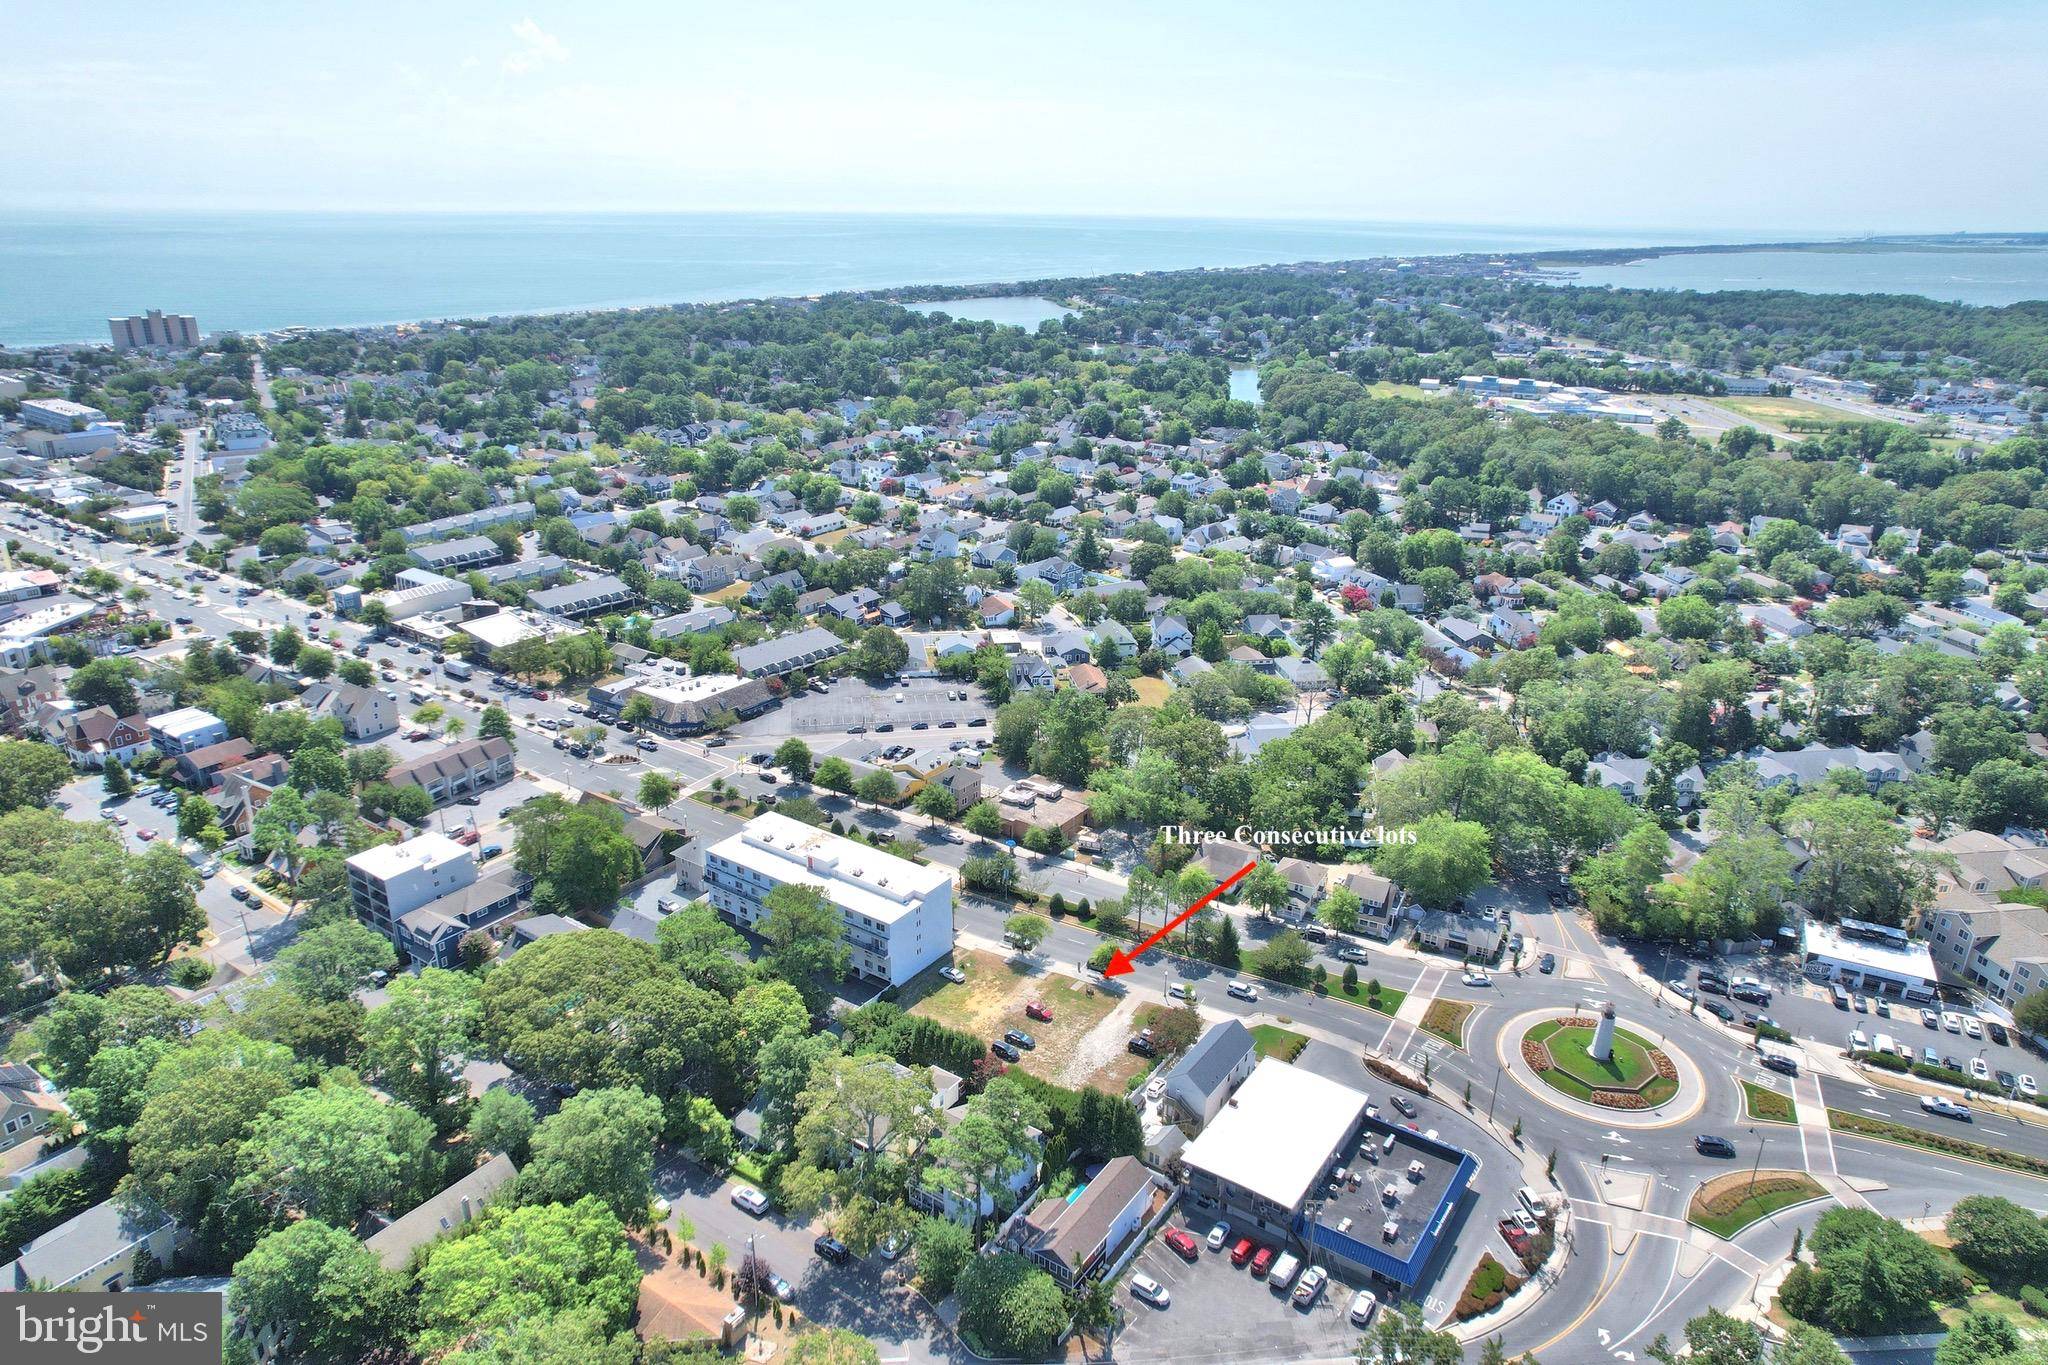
[1130,1273,1171,1308]
[1694,1134,1736,1158]
[731,1185,770,1216]
[1162,1227,1199,1261]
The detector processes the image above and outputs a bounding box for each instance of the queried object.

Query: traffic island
[1688,1170,1826,1239]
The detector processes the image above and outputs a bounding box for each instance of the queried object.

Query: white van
[1266,1252,1301,1291]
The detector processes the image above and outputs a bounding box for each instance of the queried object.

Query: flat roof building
[703,811,953,986]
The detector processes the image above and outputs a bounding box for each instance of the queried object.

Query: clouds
[503,18,568,74]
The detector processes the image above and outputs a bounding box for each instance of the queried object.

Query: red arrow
[1102,861,1256,978]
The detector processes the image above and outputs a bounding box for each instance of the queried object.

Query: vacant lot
[902,948,1124,1086]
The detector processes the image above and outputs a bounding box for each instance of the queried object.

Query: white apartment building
[703,812,954,986]
[346,832,477,939]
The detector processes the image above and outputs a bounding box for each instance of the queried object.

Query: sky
[8,1,2047,232]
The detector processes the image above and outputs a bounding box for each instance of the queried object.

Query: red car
[1162,1227,1199,1261]
[1249,1246,1277,1278]
[1024,999,1054,1022]
[1230,1237,1257,1267]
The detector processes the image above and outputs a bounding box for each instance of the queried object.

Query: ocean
[1,213,2039,347]
[0,212,1743,347]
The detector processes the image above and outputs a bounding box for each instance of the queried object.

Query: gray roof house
[1158,1020,1259,1132]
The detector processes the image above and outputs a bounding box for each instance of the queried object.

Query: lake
[1544,246,2048,307]
[902,296,1074,328]
[1229,367,1263,405]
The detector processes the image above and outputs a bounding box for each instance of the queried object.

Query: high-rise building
[108,310,200,351]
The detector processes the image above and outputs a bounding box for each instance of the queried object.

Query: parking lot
[728,677,995,747]
[1115,1212,1365,1364]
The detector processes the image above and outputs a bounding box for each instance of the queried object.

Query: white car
[1942,1012,1964,1033]
[2022,1075,2040,1098]
[1129,1273,1171,1308]
[1206,1221,1230,1252]
[1921,1009,1940,1028]
[730,1185,770,1216]
[1227,980,1258,1001]
[1292,1265,1328,1308]
[1971,1057,1992,1081]
[1462,971,1492,988]
[1964,1017,1984,1039]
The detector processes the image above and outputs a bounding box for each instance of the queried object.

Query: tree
[785,1326,882,1365]
[276,920,397,1003]
[102,756,133,799]
[480,930,744,1108]
[523,1085,664,1226]
[1945,1195,2048,1284]
[913,1214,974,1297]
[232,1219,404,1365]
[413,1197,641,1358]
[1373,815,1493,908]
[362,968,482,1131]
[231,1081,436,1227]
[0,740,73,814]
[472,1086,537,1162]
[760,883,852,1015]
[954,1252,1069,1359]
[775,737,814,783]
[1002,913,1049,954]
[637,770,680,812]
[478,704,515,742]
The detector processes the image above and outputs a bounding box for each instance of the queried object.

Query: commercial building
[108,310,200,351]
[1800,918,1939,1001]
[1180,1058,1475,1291]
[20,398,107,432]
[702,811,954,986]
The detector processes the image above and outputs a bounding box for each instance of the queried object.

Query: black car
[813,1235,850,1264]
[1694,1134,1737,1158]
[991,1040,1021,1062]
[1004,1029,1037,1050]
[1538,953,1557,974]
[1390,1095,1418,1119]
[1702,1001,1735,1022]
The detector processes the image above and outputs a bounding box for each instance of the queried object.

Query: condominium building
[108,310,200,351]
[703,811,954,986]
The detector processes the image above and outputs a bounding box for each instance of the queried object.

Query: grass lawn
[1741,1079,1796,1124]
[902,949,1123,1085]
[1333,980,1405,1017]
[1250,1024,1309,1062]
[1422,1000,1473,1048]
[1128,677,1172,708]
[1688,1170,1825,1239]
[1526,1019,1678,1107]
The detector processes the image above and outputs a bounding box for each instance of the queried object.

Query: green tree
[232,1219,404,1363]
[760,883,852,1014]
[362,968,482,1131]
[471,1086,537,1162]
[413,1197,641,1358]
[0,740,74,815]
[522,1085,664,1226]
[276,920,397,1003]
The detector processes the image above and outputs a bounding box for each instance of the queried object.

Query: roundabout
[1495,1001,1709,1129]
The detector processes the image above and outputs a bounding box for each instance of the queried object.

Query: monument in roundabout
[1517,999,1680,1111]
